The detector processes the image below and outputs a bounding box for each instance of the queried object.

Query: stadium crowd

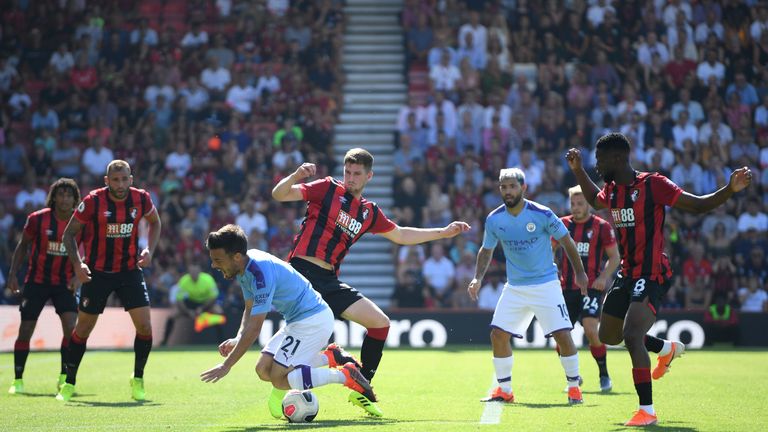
[389,0,768,314]
[0,0,766,317]
[0,0,346,314]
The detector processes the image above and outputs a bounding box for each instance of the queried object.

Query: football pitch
[1,347,766,431]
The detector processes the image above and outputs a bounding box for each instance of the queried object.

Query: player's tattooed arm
[62,217,91,283]
[674,167,752,214]
[468,248,494,301]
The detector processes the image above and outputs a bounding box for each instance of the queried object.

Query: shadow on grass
[221,418,483,431]
[609,420,699,431]
[68,399,162,408]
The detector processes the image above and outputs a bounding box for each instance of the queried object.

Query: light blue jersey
[236,249,328,323]
[482,200,569,285]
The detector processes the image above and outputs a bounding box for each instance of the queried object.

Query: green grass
[1,347,767,431]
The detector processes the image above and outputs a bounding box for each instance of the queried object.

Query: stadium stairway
[335,0,405,308]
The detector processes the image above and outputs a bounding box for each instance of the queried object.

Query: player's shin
[134,333,153,379]
[13,340,30,380]
[632,367,654,415]
[360,326,389,381]
[65,331,88,385]
[286,365,345,390]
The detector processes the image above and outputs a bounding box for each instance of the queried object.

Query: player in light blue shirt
[199,224,379,418]
[468,168,589,405]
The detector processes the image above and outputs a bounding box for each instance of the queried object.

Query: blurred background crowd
[0,0,766,318]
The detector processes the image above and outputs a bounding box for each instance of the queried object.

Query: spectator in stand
[200,56,232,97]
[671,87,705,124]
[80,136,114,178]
[738,276,768,312]
[430,50,462,97]
[14,175,46,212]
[422,243,455,308]
[236,199,268,238]
[30,101,59,133]
[181,22,209,49]
[226,73,258,115]
[737,197,768,234]
[698,109,733,146]
[682,242,713,310]
[88,88,118,129]
[697,48,726,86]
[407,14,433,66]
[130,19,159,46]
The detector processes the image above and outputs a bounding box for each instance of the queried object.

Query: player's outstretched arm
[272,163,316,202]
[62,216,91,283]
[5,232,32,296]
[673,167,752,214]
[201,311,265,383]
[468,247,494,301]
[380,221,471,245]
[565,148,606,210]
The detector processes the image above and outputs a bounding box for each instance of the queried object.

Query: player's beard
[503,193,522,209]
[109,186,127,199]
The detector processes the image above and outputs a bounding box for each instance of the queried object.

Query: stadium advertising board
[2,307,766,351]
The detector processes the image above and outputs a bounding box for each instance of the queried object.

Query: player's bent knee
[255,364,272,382]
[490,328,511,342]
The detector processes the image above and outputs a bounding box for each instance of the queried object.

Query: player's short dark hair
[344,148,374,172]
[106,159,131,176]
[46,178,80,209]
[206,224,248,256]
[596,132,631,155]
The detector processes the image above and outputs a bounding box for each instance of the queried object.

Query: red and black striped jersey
[597,172,682,283]
[559,214,616,290]
[289,177,396,273]
[73,187,155,273]
[22,208,76,285]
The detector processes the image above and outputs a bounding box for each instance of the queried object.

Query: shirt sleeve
[651,174,684,207]
[601,220,617,247]
[297,177,330,202]
[545,210,569,240]
[369,205,396,234]
[481,216,498,249]
[141,189,156,217]
[22,213,38,239]
[250,261,276,316]
[73,194,95,224]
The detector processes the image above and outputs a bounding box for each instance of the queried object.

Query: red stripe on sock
[136,333,153,341]
[71,331,87,345]
[61,337,69,348]
[590,344,607,358]
[632,368,651,384]
[14,340,30,351]
[365,326,389,341]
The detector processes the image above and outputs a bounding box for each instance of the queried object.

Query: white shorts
[262,307,334,368]
[490,280,573,338]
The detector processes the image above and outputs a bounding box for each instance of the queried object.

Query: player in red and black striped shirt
[5,178,80,395]
[273,148,470,416]
[555,185,620,393]
[567,133,752,426]
[56,160,162,402]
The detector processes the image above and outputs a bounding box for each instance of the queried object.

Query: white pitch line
[479,375,504,425]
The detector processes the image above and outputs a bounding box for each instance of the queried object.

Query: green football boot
[8,379,24,394]
[130,377,145,401]
[268,387,287,419]
[56,383,75,401]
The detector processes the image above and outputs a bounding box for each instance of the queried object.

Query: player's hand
[66,277,81,294]
[565,148,583,172]
[574,271,589,296]
[467,278,482,301]
[592,275,609,292]
[137,248,152,268]
[200,363,231,383]
[293,163,316,180]
[729,167,752,193]
[442,221,471,238]
[7,278,22,297]
[218,337,239,357]
[75,262,92,283]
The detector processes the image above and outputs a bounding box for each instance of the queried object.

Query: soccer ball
[282,389,319,423]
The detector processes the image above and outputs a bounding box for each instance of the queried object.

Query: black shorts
[79,269,150,314]
[289,257,363,319]
[602,276,670,319]
[563,288,604,326]
[19,283,78,320]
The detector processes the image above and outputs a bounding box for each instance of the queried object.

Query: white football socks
[559,354,581,387]
[492,356,514,392]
